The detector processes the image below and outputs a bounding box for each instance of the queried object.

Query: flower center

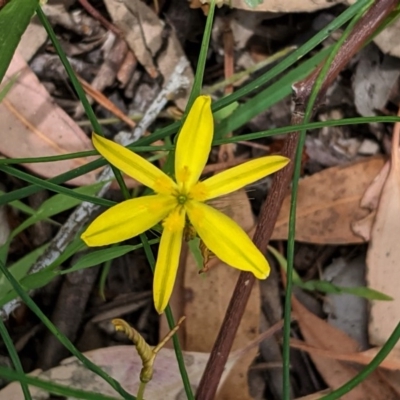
[177,194,187,205]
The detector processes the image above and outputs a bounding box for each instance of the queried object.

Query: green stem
[0,260,135,400]
[0,318,32,400]
[136,381,147,400]
[140,233,194,400]
[35,6,130,200]
[281,3,373,398]
[321,323,400,399]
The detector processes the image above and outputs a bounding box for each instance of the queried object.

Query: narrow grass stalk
[186,0,215,107]
[0,318,32,400]
[216,0,373,111]
[282,2,375,398]
[0,164,115,208]
[35,6,130,199]
[140,233,194,400]
[320,322,400,399]
[0,260,136,400]
[3,115,400,168]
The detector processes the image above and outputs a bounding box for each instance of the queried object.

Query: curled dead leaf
[272,157,385,244]
[367,122,400,349]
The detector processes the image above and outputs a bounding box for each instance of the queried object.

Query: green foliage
[0,0,399,399]
[0,0,38,83]
[268,245,392,302]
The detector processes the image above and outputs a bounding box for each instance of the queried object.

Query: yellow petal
[153,208,186,313]
[186,201,269,279]
[175,96,213,190]
[81,195,176,247]
[195,156,290,201]
[92,133,177,195]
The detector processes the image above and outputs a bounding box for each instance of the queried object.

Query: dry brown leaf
[351,159,391,240]
[0,52,98,186]
[0,346,236,400]
[293,297,397,399]
[290,338,400,370]
[295,390,331,400]
[103,0,193,110]
[367,125,400,349]
[0,323,284,400]
[272,157,385,244]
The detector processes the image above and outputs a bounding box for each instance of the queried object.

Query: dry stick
[195,1,398,398]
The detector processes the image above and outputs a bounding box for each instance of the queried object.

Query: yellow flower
[81,96,289,313]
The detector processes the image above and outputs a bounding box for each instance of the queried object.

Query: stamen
[154,176,175,195]
[176,166,191,184]
[163,208,185,231]
[189,182,208,201]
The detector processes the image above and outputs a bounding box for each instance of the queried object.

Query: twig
[78,0,122,36]
[0,57,189,320]
[195,1,398,398]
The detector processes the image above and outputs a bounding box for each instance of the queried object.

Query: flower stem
[136,382,146,400]
[140,233,194,400]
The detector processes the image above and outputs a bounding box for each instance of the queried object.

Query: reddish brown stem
[196,1,398,399]
[78,0,122,36]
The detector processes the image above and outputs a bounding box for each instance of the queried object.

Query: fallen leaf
[293,297,397,399]
[0,52,98,186]
[295,390,332,399]
[272,157,385,244]
[0,322,284,400]
[367,123,400,349]
[103,0,193,110]
[351,152,400,241]
[0,346,219,399]
[352,45,400,118]
[290,338,400,371]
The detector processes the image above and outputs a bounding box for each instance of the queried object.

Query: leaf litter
[3,1,400,399]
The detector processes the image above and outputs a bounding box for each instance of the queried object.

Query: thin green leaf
[0,319,31,400]
[282,2,374,397]
[188,237,204,271]
[35,6,130,200]
[0,237,85,307]
[0,72,18,102]
[301,280,392,301]
[215,46,330,139]
[0,0,38,83]
[213,101,239,123]
[0,244,47,300]
[62,240,159,275]
[0,164,115,208]
[10,182,108,239]
[0,259,136,400]
[186,0,215,106]
[321,322,400,399]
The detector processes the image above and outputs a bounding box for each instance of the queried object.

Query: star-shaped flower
[81,96,289,313]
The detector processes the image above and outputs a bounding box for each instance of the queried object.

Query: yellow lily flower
[81,95,289,313]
